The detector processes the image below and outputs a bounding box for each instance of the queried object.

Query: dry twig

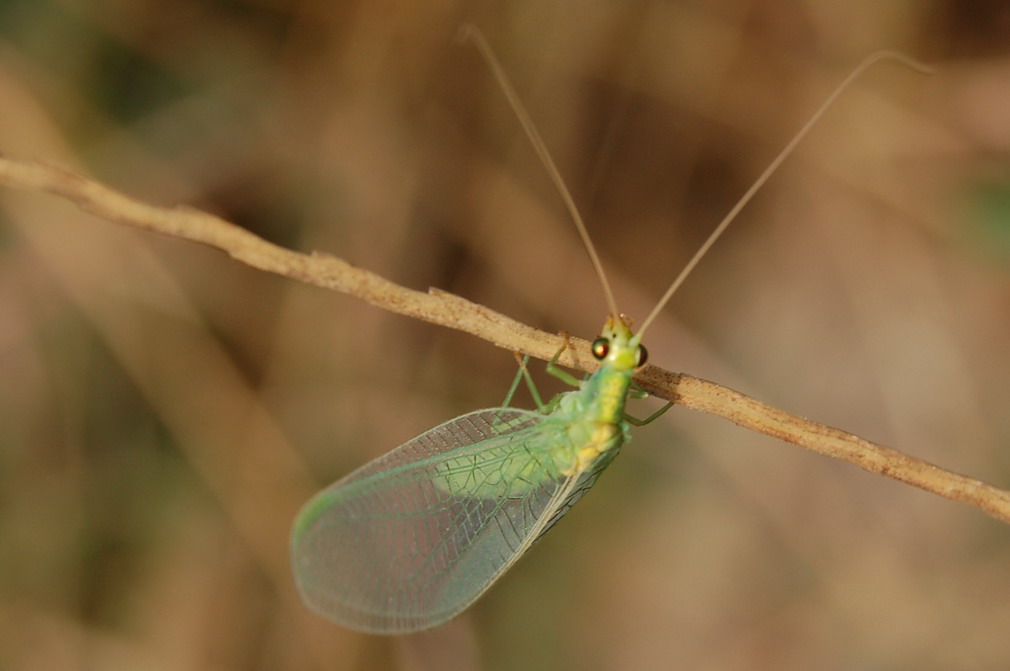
[2,155,1009,525]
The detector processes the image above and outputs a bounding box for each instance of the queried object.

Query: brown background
[2,1,1010,669]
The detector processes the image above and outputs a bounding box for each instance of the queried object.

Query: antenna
[460,27,933,339]
[458,26,622,321]
[635,51,933,338]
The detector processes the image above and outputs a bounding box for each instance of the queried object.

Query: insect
[290,31,929,634]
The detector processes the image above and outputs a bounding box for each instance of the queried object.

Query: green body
[291,316,644,634]
[432,362,632,498]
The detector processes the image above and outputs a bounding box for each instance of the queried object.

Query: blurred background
[2,0,1010,669]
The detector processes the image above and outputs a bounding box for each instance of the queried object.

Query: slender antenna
[458,25,622,321]
[635,51,934,338]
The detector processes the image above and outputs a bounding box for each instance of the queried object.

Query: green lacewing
[290,35,928,633]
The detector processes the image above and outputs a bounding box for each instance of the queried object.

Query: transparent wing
[291,407,610,634]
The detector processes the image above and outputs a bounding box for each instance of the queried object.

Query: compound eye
[591,337,610,360]
[636,344,649,367]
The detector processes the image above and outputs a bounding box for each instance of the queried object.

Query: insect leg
[628,380,650,399]
[624,401,674,426]
[507,352,549,410]
[545,332,582,388]
[500,352,535,408]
